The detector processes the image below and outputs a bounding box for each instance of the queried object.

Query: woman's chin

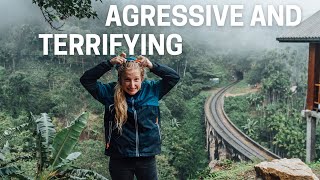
[126,90,138,95]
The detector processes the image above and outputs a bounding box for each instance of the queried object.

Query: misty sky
[0,0,318,26]
[0,0,319,53]
[0,0,42,29]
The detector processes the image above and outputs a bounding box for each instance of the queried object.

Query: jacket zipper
[132,97,139,157]
[156,123,161,140]
[107,104,114,149]
[107,121,112,149]
[156,117,161,140]
[108,121,112,144]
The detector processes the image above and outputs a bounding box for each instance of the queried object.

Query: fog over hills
[0,0,318,54]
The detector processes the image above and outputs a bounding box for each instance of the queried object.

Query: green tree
[33,0,102,30]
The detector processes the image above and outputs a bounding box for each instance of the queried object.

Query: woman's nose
[129,81,135,88]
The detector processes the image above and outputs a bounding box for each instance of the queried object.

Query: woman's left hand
[137,56,153,69]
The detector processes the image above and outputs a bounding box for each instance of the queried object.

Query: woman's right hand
[110,53,126,65]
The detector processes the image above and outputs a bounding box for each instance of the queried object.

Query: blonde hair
[114,61,144,133]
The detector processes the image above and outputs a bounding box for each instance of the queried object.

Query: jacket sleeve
[80,60,114,105]
[150,62,180,99]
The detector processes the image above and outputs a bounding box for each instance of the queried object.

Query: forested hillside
[0,8,231,178]
[0,0,314,179]
[224,48,309,159]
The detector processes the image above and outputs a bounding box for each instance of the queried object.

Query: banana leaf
[0,166,20,176]
[0,166,31,180]
[54,152,81,170]
[51,112,88,168]
[34,113,56,170]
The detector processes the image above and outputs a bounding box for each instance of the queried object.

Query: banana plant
[0,112,108,180]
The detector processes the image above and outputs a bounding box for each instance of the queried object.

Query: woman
[80,54,180,180]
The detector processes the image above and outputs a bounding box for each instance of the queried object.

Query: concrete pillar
[301,110,317,163]
[306,116,317,163]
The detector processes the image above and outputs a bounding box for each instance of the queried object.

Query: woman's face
[120,68,143,95]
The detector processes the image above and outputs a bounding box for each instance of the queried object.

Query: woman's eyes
[124,78,140,82]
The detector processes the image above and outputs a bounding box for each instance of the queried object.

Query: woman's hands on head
[109,53,153,69]
[110,52,127,65]
[137,55,153,69]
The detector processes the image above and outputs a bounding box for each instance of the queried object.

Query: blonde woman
[80,54,180,180]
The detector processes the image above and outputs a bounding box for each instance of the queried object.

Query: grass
[309,162,320,177]
[228,80,254,94]
[198,161,256,180]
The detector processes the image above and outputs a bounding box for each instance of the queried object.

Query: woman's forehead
[123,69,141,76]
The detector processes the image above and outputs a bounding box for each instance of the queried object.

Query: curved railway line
[205,82,280,161]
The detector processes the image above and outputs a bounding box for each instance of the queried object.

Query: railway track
[205,82,280,161]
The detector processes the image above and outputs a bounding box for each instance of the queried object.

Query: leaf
[2,141,10,154]
[0,166,19,176]
[0,166,30,179]
[54,152,81,170]
[51,112,88,168]
[33,113,56,170]
[1,155,33,167]
[0,153,4,161]
[0,123,30,143]
[66,152,81,161]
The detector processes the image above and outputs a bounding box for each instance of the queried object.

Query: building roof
[277,10,320,42]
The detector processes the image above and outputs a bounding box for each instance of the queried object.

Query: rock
[208,160,217,169]
[254,158,318,180]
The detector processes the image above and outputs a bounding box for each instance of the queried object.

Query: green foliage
[0,123,30,146]
[196,161,255,180]
[162,89,187,119]
[32,0,101,30]
[0,112,108,179]
[224,48,307,159]
[246,48,307,87]
[0,20,217,178]
[226,92,306,158]
[242,118,258,140]
[73,140,109,178]
[65,169,108,180]
[162,93,208,179]
[308,161,320,176]
[0,166,21,177]
[228,80,251,94]
[1,72,31,117]
[0,0,245,179]
[51,112,88,168]
[224,95,252,130]
[33,113,56,171]
[198,160,320,180]
[0,58,91,119]
[156,155,178,180]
